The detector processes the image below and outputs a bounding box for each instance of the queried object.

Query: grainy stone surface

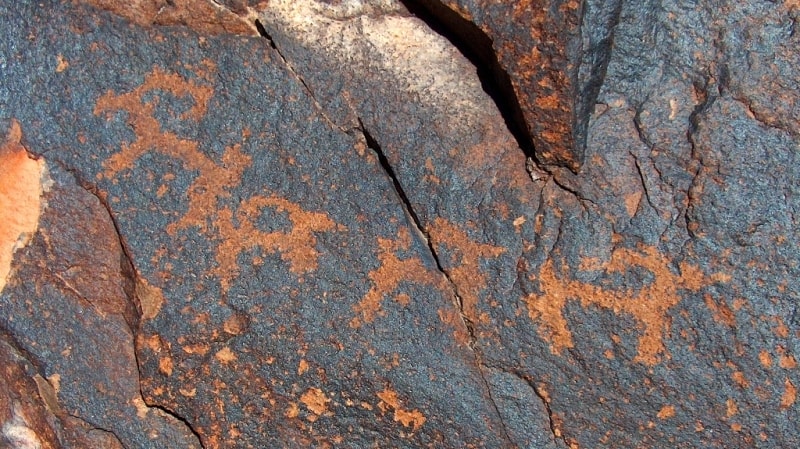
[1,0,798,448]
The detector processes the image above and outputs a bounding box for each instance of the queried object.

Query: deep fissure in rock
[359,120,515,445]
[398,0,536,161]
[358,120,463,316]
[359,121,426,237]
[253,18,275,48]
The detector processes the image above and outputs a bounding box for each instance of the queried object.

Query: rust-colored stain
[525,245,726,365]
[300,387,330,421]
[95,68,339,291]
[350,228,444,328]
[0,120,48,294]
[429,218,506,325]
[376,388,426,431]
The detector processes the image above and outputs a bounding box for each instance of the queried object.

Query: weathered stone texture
[1,0,798,448]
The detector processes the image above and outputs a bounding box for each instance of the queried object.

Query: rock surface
[1,0,798,448]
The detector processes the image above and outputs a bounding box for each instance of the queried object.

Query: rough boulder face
[1,0,798,448]
[400,0,624,171]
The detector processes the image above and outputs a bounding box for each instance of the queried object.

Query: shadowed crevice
[398,0,536,161]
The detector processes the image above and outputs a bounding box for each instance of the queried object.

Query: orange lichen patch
[213,195,337,291]
[781,378,796,409]
[136,276,165,321]
[350,228,442,328]
[525,245,719,365]
[376,388,426,431]
[429,218,506,325]
[300,388,330,419]
[0,120,48,294]
[657,405,675,419]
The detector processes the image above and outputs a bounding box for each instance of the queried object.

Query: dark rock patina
[1,0,798,448]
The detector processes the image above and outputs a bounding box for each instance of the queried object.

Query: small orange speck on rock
[759,349,773,368]
[56,54,69,72]
[285,402,300,418]
[298,359,309,375]
[215,347,237,364]
[781,378,796,409]
[657,405,675,419]
[301,387,330,418]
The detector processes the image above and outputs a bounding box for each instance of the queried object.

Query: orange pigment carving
[213,195,337,290]
[525,245,721,365]
[95,68,340,291]
[429,218,506,325]
[350,228,444,328]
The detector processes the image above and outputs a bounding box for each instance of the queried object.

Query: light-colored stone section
[258,0,490,128]
[2,404,43,449]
